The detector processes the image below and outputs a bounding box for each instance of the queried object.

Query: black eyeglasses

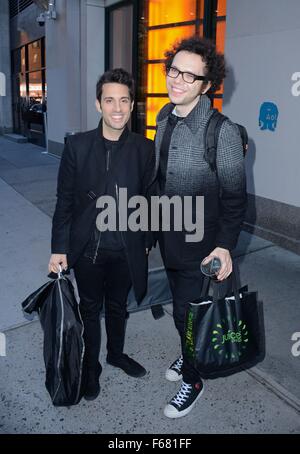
[167,66,208,84]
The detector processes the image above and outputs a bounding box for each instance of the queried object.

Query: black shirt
[158,112,179,193]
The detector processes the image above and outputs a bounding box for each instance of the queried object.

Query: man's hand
[48,254,68,274]
[202,247,232,281]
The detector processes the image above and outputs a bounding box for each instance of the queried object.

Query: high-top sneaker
[165,356,183,382]
[164,380,204,418]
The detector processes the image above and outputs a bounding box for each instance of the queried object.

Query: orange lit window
[216,20,226,54]
[213,0,227,112]
[146,97,169,127]
[148,0,197,27]
[216,0,226,17]
[147,63,167,94]
[146,129,156,140]
[148,25,195,61]
[20,74,26,98]
[213,98,223,112]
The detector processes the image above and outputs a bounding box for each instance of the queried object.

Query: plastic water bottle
[200,256,221,279]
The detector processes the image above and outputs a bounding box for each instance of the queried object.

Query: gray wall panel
[224,0,300,251]
[224,0,300,207]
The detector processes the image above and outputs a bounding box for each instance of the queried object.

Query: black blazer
[51,121,155,302]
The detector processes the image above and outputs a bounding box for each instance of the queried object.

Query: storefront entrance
[11,37,47,147]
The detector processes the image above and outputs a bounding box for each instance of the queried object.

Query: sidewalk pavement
[0,137,299,434]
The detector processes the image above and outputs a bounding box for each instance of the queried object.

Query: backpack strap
[235,123,249,156]
[204,109,227,172]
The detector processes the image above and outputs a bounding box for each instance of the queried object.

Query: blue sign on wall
[259,102,279,131]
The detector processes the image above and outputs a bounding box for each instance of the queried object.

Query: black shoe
[106,353,147,378]
[83,363,102,401]
[164,380,204,418]
[165,356,183,382]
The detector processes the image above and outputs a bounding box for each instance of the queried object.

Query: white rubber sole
[163,386,204,419]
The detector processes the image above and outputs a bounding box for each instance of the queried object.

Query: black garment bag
[22,271,85,406]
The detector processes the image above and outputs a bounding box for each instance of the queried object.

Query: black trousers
[166,268,205,384]
[73,249,132,372]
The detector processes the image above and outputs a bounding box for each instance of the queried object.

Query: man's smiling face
[96,82,134,135]
[166,50,210,115]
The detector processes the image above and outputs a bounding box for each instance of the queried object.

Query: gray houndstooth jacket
[153,94,247,268]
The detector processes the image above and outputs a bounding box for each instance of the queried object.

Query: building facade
[0,0,299,253]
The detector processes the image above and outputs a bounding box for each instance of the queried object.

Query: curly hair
[96,68,135,102]
[164,36,226,93]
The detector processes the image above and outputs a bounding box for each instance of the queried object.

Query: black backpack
[204,109,248,172]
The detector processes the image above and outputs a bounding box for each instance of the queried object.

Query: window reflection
[28,41,42,72]
[11,38,46,146]
[28,71,43,103]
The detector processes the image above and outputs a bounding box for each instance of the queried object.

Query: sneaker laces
[171,381,192,407]
[172,356,183,372]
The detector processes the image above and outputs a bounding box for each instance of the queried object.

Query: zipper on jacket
[115,182,134,282]
[106,148,110,171]
[92,148,111,263]
[92,225,102,264]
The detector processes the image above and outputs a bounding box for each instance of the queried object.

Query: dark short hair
[96,68,135,102]
[164,36,226,93]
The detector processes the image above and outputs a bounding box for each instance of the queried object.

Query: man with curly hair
[153,36,247,418]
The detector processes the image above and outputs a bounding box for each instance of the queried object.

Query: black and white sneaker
[165,356,183,382]
[164,380,204,418]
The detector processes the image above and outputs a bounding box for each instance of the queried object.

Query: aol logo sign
[259,102,279,132]
[291,72,300,97]
[0,72,6,97]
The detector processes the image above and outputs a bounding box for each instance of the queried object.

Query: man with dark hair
[153,36,247,418]
[49,68,155,401]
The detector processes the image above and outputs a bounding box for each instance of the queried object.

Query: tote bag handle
[200,261,241,303]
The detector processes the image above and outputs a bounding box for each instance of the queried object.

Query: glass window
[109,5,133,72]
[147,63,167,94]
[11,38,46,144]
[216,0,226,16]
[28,71,43,105]
[146,129,156,140]
[20,73,27,98]
[213,98,223,112]
[216,19,226,53]
[28,40,42,72]
[148,0,197,27]
[148,25,195,60]
[146,97,169,127]
[43,70,47,102]
[21,46,26,73]
[212,0,227,109]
